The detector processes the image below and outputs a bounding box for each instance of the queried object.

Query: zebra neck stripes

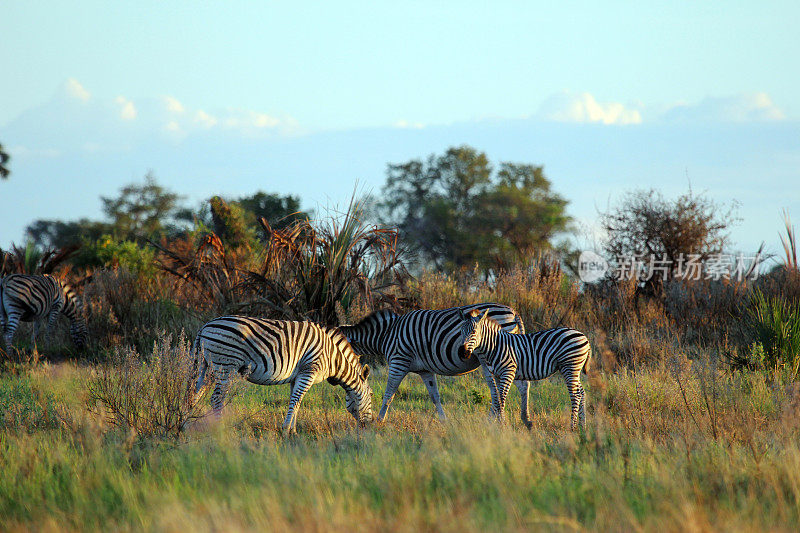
[321,325,374,393]
[338,309,398,357]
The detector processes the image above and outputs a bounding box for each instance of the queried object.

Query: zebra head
[345,364,374,425]
[60,282,88,350]
[459,309,492,360]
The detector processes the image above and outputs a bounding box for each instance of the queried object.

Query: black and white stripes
[193,316,373,433]
[0,274,87,351]
[461,310,591,429]
[339,303,527,422]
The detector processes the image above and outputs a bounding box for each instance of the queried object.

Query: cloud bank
[535,90,787,126]
[3,78,300,156]
[662,93,785,123]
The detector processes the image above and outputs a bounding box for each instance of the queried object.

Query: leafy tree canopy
[379,145,571,272]
[100,172,185,242]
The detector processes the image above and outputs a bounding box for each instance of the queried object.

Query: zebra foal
[0,274,87,351]
[460,310,591,429]
[193,316,374,433]
[339,303,529,423]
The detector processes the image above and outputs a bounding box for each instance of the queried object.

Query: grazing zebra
[0,274,87,351]
[460,309,591,429]
[338,303,529,423]
[193,316,374,433]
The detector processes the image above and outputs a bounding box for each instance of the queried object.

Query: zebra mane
[474,312,502,329]
[322,325,361,362]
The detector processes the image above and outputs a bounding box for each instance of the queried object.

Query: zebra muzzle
[457,346,472,360]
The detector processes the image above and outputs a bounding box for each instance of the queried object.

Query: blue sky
[2,1,799,257]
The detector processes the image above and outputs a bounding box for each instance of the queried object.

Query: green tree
[26,218,111,248]
[100,172,185,241]
[209,196,254,251]
[0,143,10,179]
[380,146,571,272]
[237,191,309,231]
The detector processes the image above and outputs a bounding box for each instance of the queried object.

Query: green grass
[1,362,799,531]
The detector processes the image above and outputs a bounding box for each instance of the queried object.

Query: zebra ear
[468,308,481,318]
[362,365,370,379]
[480,309,490,322]
[458,309,467,320]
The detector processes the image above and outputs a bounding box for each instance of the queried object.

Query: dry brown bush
[87,332,209,439]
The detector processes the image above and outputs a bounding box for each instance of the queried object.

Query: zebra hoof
[523,420,533,430]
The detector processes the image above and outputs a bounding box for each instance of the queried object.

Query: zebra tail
[191,336,209,394]
[582,344,592,375]
[513,314,525,334]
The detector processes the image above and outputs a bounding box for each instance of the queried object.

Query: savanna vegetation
[1,145,799,531]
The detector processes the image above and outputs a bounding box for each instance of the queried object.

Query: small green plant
[745,290,800,379]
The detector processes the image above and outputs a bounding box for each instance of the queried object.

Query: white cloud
[62,78,91,102]
[662,93,785,122]
[163,96,185,114]
[223,109,280,130]
[537,91,642,125]
[193,110,217,129]
[114,96,137,120]
[394,119,425,129]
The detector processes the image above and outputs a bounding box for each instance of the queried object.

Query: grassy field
[2,357,800,532]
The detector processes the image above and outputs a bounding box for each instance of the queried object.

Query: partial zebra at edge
[1,273,87,351]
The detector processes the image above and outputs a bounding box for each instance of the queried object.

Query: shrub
[87,332,208,439]
[244,197,408,325]
[75,236,157,276]
[82,268,204,355]
[741,290,800,379]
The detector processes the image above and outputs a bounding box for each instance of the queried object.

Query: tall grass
[2,359,799,531]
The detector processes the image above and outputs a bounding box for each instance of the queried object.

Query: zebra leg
[210,367,232,417]
[418,370,447,421]
[0,303,5,348]
[283,373,315,434]
[3,309,22,351]
[514,380,532,429]
[480,363,500,415]
[46,302,62,335]
[378,362,410,423]
[494,368,516,422]
[31,321,38,352]
[563,368,584,430]
[578,383,586,428]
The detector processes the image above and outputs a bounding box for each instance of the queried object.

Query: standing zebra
[0,274,87,351]
[339,303,529,423]
[193,316,374,433]
[460,309,591,429]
